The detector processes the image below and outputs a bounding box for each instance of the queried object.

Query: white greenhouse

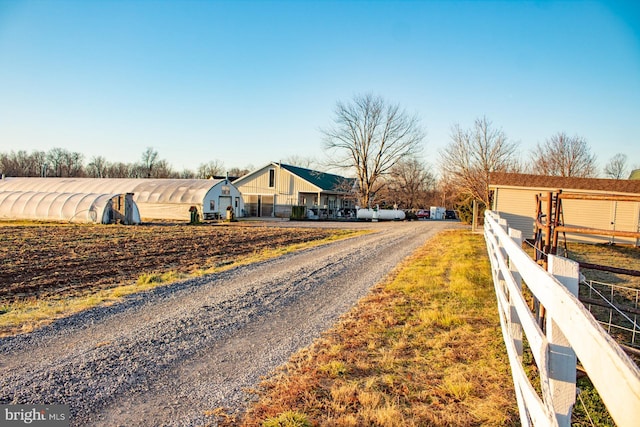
[0,177,243,221]
[0,191,141,224]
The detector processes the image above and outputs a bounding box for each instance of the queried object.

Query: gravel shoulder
[0,220,461,426]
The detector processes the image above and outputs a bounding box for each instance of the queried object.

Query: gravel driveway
[0,220,459,426]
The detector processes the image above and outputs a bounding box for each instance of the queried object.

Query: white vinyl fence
[484,211,640,427]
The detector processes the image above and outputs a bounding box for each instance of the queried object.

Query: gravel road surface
[0,220,460,426]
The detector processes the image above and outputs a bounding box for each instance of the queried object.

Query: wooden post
[544,192,552,259]
[546,255,578,427]
[472,199,478,232]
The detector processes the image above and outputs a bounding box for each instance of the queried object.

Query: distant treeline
[0,147,249,179]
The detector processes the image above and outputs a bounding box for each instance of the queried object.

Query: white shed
[0,178,243,221]
[0,191,141,224]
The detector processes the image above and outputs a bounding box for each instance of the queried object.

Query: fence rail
[484,210,640,426]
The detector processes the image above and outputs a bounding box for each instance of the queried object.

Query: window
[221,185,230,195]
[268,169,275,188]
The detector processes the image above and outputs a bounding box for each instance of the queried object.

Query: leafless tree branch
[439,117,519,206]
[322,94,425,207]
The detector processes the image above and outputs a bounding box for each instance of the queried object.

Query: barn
[0,177,243,221]
[0,190,140,224]
[489,172,640,245]
[233,162,356,218]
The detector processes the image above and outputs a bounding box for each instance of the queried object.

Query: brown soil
[0,222,337,303]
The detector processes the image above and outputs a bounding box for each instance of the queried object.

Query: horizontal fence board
[485,211,640,427]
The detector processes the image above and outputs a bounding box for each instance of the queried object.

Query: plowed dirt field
[0,222,337,303]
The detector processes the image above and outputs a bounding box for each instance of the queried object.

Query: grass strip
[0,229,366,337]
[232,230,519,427]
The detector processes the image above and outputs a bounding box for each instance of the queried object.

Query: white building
[0,177,243,221]
[0,190,140,224]
[233,162,356,219]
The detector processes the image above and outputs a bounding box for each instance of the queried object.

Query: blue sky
[1,0,639,175]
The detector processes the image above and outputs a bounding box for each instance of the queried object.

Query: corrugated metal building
[489,172,640,245]
[0,191,140,224]
[0,177,243,221]
[233,162,356,218]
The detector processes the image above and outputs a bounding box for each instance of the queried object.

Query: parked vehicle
[445,210,458,220]
[416,209,430,219]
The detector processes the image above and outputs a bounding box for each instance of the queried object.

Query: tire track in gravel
[0,221,460,426]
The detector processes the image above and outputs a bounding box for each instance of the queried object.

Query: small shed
[0,191,141,224]
[489,172,640,245]
[0,178,243,221]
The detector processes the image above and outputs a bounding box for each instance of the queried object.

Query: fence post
[546,255,578,427]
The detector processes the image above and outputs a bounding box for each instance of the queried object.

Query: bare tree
[439,117,519,207]
[322,93,424,207]
[149,159,174,178]
[382,157,435,209]
[141,147,159,178]
[0,150,32,176]
[197,160,225,179]
[31,151,47,177]
[531,132,597,178]
[105,162,132,178]
[435,174,458,209]
[227,166,252,179]
[47,147,67,177]
[179,169,197,179]
[62,151,85,177]
[86,156,109,178]
[603,153,628,179]
[282,155,319,169]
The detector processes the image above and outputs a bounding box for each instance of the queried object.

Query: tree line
[2,93,636,220]
[321,94,637,220]
[0,147,251,180]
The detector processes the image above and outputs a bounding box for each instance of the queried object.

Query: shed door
[219,196,232,214]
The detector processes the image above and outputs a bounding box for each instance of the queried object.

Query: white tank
[357,208,405,221]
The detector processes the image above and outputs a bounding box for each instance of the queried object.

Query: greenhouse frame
[0,190,141,224]
[0,177,243,221]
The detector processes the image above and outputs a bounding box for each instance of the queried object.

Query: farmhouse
[0,190,140,224]
[489,172,640,245]
[0,177,243,221]
[233,162,356,218]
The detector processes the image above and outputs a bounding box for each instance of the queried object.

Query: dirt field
[0,222,339,303]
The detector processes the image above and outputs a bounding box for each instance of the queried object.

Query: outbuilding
[0,190,140,224]
[233,162,356,219]
[0,177,243,221]
[489,172,640,245]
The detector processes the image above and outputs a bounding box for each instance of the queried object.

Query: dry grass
[230,230,518,427]
[563,242,640,288]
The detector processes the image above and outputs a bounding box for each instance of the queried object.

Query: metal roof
[278,163,354,193]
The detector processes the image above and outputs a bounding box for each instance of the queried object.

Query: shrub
[262,411,312,427]
[455,198,485,225]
